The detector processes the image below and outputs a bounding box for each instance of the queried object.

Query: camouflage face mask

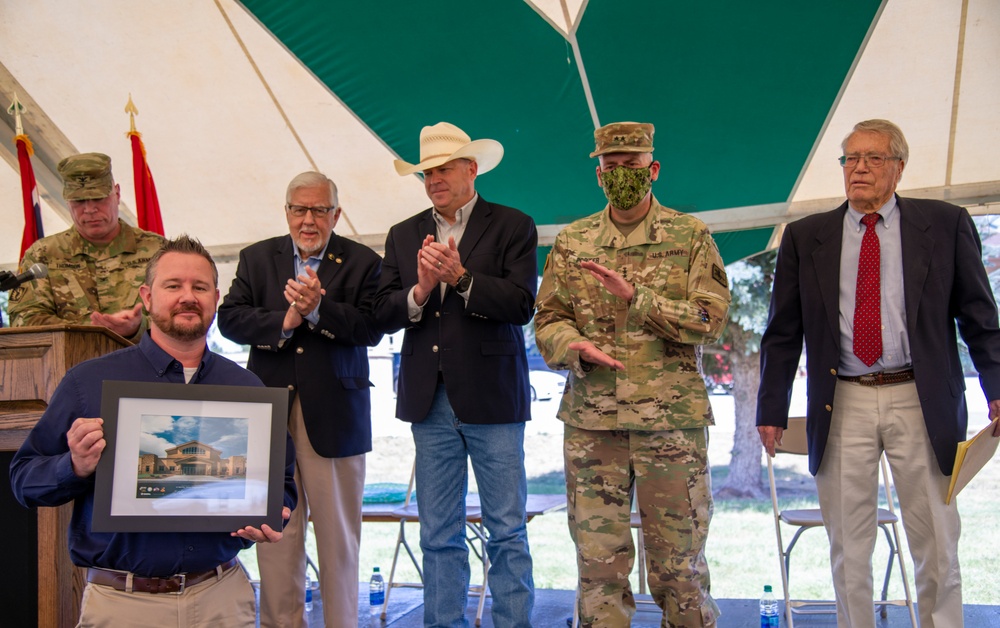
[599,166,652,210]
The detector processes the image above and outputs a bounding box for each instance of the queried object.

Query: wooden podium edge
[0,323,131,345]
[1,325,132,627]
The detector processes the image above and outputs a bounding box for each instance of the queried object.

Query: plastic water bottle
[760,584,779,627]
[304,572,313,614]
[369,566,385,619]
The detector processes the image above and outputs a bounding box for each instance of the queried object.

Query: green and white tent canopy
[2,0,998,287]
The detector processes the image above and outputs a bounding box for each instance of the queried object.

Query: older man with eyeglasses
[757,119,1000,628]
[218,172,383,628]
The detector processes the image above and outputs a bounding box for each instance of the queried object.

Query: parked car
[526,353,551,373]
[529,369,567,402]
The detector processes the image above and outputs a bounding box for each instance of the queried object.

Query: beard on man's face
[292,231,328,257]
[150,301,212,342]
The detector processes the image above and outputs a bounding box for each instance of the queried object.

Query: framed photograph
[93,380,288,533]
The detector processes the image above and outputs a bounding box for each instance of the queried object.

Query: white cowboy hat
[393,122,504,176]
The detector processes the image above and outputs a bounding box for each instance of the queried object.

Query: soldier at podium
[9,236,296,627]
[7,152,165,341]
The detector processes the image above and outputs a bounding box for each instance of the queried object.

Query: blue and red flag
[15,134,44,260]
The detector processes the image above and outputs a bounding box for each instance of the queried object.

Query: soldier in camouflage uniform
[534,122,731,627]
[8,153,165,341]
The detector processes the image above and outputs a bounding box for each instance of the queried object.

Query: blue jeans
[411,384,535,628]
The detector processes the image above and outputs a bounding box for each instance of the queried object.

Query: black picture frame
[93,380,288,533]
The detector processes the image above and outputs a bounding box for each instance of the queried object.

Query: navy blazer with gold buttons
[757,196,1000,475]
[218,233,383,458]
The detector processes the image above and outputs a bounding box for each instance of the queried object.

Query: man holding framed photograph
[10,235,297,627]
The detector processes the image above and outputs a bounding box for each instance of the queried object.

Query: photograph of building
[137,440,246,478]
[135,414,250,499]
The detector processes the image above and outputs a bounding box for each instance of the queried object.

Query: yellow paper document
[946,417,1000,505]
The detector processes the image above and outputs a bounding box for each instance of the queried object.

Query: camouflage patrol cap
[589,122,655,158]
[57,153,115,201]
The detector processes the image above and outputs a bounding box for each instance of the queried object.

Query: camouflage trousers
[564,424,719,628]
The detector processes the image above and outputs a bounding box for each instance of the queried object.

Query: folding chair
[766,417,917,627]
[380,462,490,626]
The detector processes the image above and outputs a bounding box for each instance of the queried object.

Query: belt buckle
[858,373,877,386]
[168,573,185,595]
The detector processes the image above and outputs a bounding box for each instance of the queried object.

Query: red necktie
[853,213,882,366]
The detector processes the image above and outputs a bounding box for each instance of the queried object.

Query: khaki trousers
[77,560,255,627]
[816,380,962,628]
[257,394,365,628]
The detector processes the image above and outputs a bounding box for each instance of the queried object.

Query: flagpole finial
[125,93,138,134]
[7,92,25,136]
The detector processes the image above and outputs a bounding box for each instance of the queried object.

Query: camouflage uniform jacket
[535,197,731,431]
[8,221,165,339]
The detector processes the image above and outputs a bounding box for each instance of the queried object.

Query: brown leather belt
[838,369,915,387]
[86,557,239,594]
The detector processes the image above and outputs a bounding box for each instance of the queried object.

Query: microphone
[0,263,48,291]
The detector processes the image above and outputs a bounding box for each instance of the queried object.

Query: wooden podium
[0,325,130,628]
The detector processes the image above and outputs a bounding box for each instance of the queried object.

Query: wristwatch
[454,270,473,293]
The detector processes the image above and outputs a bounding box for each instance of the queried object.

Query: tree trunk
[715,324,767,498]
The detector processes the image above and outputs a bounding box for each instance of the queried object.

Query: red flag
[15,134,44,260]
[128,131,164,235]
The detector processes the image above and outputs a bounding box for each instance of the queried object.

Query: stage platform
[253,582,1000,627]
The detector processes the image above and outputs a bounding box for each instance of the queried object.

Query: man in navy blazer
[374,122,536,627]
[218,172,382,628]
[757,119,1000,628]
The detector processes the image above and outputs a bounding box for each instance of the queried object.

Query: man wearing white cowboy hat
[375,122,537,627]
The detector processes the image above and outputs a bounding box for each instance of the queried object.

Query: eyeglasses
[286,205,335,217]
[838,154,901,168]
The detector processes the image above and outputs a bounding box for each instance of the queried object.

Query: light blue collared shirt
[838,196,911,376]
[280,236,329,339]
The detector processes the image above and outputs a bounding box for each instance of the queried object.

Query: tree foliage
[713,249,775,498]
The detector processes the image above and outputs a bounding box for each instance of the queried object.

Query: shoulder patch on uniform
[712,264,727,287]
